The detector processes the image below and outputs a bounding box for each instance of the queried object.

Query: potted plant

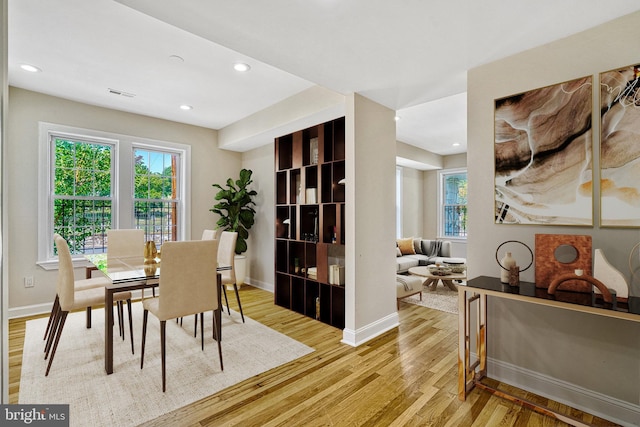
[210,168,257,286]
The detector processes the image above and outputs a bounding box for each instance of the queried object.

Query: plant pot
[232,255,246,290]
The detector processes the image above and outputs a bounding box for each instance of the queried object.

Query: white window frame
[437,167,467,240]
[37,122,191,269]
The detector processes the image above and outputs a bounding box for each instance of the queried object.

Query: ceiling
[8,0,640,159]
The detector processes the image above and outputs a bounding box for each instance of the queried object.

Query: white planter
[232,255,246,289]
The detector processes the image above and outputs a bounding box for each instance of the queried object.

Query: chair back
[53,234,75,311]
[157,240,219,320]
[107,229,145,258]
[201,229,217,241]
[217,231,237,284]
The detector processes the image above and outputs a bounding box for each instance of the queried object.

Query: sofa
[396,238,454,273]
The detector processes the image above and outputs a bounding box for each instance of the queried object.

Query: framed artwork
[599,64,640,227]
[494,76,593,225]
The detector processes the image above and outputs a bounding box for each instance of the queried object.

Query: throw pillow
[396,246,402,257]
[397,237,416,255]
[413,238,423,254]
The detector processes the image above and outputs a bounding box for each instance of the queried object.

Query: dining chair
[107,228,146,352]
[140,239,223,392]
[218,231,245,323]
[45,234,133,376]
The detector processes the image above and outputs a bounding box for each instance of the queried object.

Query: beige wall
[468,12,640,423]
[399,166,423,238]
[7,87,240,312]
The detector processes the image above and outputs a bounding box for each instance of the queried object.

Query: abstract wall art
[600,64,640,227]
[494,76,593,225]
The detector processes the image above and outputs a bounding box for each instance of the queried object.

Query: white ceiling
[9,0,640,157]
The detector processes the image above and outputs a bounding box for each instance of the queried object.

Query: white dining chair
[45,234,133,376]
[140,239,223,392]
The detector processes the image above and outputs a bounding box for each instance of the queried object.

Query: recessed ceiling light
[179,105,193,110]
[20,64,41,73]
[233,62,251,72]
[453,143,461,147]
[394,115,401,121]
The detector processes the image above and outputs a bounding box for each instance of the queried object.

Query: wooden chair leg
[194,314,198,337]
[141,309,148,369]
[160,320,167,392]
[44,304,62,357]
[86,306,92,329]
[233,284,245,323]
[44,295,59,341]
[45,311,68,376]
[212,309,223,371]
[221,285,231,315]
[127,299,134,354]
[200,312,205,351]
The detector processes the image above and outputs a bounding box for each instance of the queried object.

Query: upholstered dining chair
[217,231,245,323]
[45,234,133,376]
[107,228,146,352]
[140,239,223,392]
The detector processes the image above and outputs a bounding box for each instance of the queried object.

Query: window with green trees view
[41,123,189,262]
[53,138,113,254]
[441,170,467,238]
[133,148,179,246]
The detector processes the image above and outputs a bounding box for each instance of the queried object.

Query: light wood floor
[9,286,619,426]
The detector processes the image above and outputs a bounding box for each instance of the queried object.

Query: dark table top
[465,276,640,317]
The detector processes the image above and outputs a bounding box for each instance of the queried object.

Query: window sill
[37,257,95,271]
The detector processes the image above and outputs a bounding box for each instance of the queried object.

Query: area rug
[19,302,314,427]
[403,283,460,314]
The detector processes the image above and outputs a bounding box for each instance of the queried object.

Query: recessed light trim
[179,104,193,110]
[233,62,251,72]
[20,64,42,73]
[452,143,461,147]
[394,115,401,121]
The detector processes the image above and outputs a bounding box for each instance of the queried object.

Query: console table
[458,276,640,426]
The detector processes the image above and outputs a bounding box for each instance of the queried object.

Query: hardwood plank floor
[9,286,620,426]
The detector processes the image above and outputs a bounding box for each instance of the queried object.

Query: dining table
[86,254,229,375]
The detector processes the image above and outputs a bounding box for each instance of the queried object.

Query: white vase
[500,252,515,284]
[233,254,246,289]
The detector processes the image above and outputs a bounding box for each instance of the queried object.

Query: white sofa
[396,238,454,274]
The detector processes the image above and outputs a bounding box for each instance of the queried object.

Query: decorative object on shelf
[310,137,319,165]
[294,258,300,274]
[315,296,320,320]
[548,273,614,303]
[494,76,593,226]
[329,265,345,285]
[338,178,346,185]
[600,64,640,227]
[495,240,533,287]
[331,226,337,244]
[306,188,317,204]
[211,168,257,254]
[283,218,291,239]
[534,234,591,290]
[594,248,629,299]
[144,240,157,264]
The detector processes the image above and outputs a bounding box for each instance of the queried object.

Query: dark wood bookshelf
[274,117,346,329]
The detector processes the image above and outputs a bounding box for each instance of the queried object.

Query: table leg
[424,278,438,291]
[443,279,459,291]
[105,288,114,374]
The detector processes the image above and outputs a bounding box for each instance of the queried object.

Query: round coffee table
[408,266,466,291]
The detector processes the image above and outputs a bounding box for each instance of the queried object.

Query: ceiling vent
[108,88,136,98]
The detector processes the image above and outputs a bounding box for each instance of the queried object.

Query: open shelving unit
[274,117,346,329]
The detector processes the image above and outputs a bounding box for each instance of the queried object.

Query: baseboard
[488,357,640,427]
[244,277,273,293]
[341,312,399,347]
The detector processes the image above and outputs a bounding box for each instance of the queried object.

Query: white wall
[468,12,640,424]
[399,166,423,238]
[241,143,274,291]
[7,87,241,313]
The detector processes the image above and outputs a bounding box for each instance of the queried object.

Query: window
[38,123,190,267]
[52,137,114,254]
[439,169,467,238]
[133,148,179,245]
